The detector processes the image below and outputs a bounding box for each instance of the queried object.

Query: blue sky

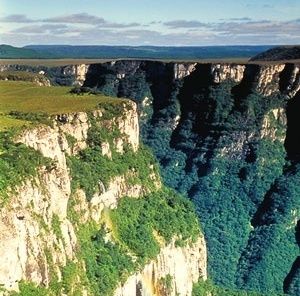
[0,0,299,46]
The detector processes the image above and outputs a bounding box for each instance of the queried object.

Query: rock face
[0,99,206,295]
[0,123,74,291]
[61,64,90,85]
[0,67,51,86]
[256,64,286,96]
[114,237,207,296]
[114,102,140,153]
[211,63,245,83]
[174,63,197,79]
[260,108,287,141]
[284,64,300,98]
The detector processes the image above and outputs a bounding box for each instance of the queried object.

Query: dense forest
[80,59,300,295]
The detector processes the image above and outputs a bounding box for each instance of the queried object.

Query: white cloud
[1,13,300,46]
[12,24,69,34]
[164,20,210,29]
[0,14,36,23]
[216,19,300,35]
[43,13,106,24]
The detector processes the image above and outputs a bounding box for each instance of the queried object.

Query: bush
[0,128,51,202]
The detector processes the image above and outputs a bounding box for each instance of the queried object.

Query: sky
[0,0,299,47]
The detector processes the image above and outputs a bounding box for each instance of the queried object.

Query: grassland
[1,58,300,68]
[0,80,125,130]
[0,59,112,67]
[0,70,45,80]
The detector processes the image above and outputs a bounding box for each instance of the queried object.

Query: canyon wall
[79,60,300,295]
[1,57,300,294]
[0,99,206,295]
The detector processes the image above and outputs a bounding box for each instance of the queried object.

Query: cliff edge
[0,98,206,296]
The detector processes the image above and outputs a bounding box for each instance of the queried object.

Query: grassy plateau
[0,80,124,130]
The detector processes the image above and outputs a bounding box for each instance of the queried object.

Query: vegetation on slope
[75,186,200,296]
[0,70,48,83]
[250,45,300,61]
[0,80,125,199]
[67,125,159,200]
[0,64,79,86]
[0,44,52,59]
[0,81,202,295]
[3,54,299,295]
[193,278,285,296]
[82,59,299,295]
[67,104,200,295]
[0,128,52,203]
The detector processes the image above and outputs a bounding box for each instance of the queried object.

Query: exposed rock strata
[61,64,90,85]
[174,63,197,79]
[114,237,207,296]
[0,100,206,295]
[211,63,245,83]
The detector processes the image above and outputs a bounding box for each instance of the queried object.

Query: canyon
[1,54,300,295]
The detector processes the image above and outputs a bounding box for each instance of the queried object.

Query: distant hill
[0,44,53,59]
[0,44,275,60]
[250,45,300,61]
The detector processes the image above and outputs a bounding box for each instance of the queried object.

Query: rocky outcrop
[285,64,300,98]
[0,69,51,86]
[211,63,245,83]
[56,111,91,153]
[256,64,286,96]
[260,108,287,141]
[0,176,77,291]
[1,60,300,98]
[174,63,197,79]
[114,237,207,296]
[114,102,140,153]
[0,114,88,291]
[61,64,90,85]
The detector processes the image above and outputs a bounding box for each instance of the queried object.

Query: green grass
[0,80,126,130]
[0,115,28,130]
[0,59,111,67]
[2,58,300,67]
[0,70,45,80]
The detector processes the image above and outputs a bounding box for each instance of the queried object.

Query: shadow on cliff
[285,90,300,161]
[171,64,214,177]
[231,64,260,108]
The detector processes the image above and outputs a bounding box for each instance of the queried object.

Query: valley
[1,46,300,295]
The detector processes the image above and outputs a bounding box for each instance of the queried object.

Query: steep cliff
[0,98,206,296]
[2,54,300,295]
[114,237,206,296]
[76,59,300,295]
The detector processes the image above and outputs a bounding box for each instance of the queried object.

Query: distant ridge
[0,44,53,59]
[250,45,300,61]
[0,44,275,60]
